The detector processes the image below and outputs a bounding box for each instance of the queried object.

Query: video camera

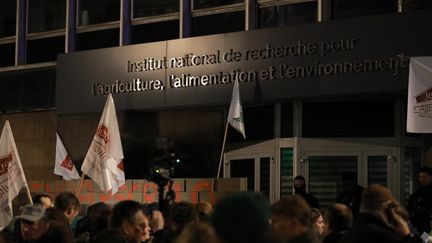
[148,153,181,187]
[147,152,181,214]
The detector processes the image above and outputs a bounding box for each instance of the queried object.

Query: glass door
[300,149,399,208]
[225,151,275,201]
[300,151,360,208]
[364,150,399,197]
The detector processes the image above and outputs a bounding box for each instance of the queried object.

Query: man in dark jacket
[407,166,432,234]
[54,192,80,226]
[271,195,321,243]
[294,175,320,209]
[323,203,352,243]
[339,184,422,243]
[336,171,364,218]
[91,200,150,243]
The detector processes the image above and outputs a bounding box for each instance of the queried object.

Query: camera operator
[148,153,180,215]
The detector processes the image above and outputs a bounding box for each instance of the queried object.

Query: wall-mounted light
[300,157,308,163]
[387,156,396,163]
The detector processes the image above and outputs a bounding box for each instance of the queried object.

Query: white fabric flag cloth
[54,133,80,180]
[407,57,432,133]
[227,79,246,139]
[0,121,29,230]
[81,94,125,195]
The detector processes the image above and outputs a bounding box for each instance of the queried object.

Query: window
[132,21,179,44]
[260,157,271,199]
[0,74,21,112]
[281,102,294,138]
[115,109,224,178]
[193,0,243,9]
[0,0,16,37]
[192,11,244,37]
[259,2,317,28]
[230,159,255,191]
[406,0,432,10]
[78,0,120,26]
[302,101,395,137]
[331,0,397,19]
[309,156,357,207]
[28,0,66,33]
[280,148,294,197]
[133,0,179,18]
[27,36,65,63]
[367,156,388,186]
[228,104,274,142]
[0,68,56,113]
[403,147,422,205]
[0,44,14,67]
[77,28,119,51]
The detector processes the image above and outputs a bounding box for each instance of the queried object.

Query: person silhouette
[336,172,364,218]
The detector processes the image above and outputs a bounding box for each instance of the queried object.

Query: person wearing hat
[16,204,74,243]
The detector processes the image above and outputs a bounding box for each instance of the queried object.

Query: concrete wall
[0,111,57,180]
[14,178,247,214]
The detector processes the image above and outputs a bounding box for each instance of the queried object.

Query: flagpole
[217,122,229,179]
[75,173,86,196]
[24,185,33,204]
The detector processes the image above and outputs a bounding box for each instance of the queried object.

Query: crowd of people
[0,166,431,243]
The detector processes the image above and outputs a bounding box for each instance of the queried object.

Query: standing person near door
[336,171,364,218]
[407,166,432,235]
[294,175,320,209]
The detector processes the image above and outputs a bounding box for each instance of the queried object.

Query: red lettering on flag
[0,154,12,176]
[96,124,109,144]
[117,160,124,171]
[60,155,74,171]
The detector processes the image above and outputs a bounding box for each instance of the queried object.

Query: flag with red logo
[81,94,125,195]
[54,133,80,180]
[0,121,29,230]
[407,57,432,133]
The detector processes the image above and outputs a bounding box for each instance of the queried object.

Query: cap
[16,204,46,222]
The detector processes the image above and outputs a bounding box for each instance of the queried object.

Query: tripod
[157,179,176,215]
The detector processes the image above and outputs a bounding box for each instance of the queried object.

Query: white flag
[54,133,80,180]
[81,94,125,195]
[0,121,29,230]
[228,79,246,139]
[407,57,432,133]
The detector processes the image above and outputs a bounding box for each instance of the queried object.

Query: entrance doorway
[223,138,402,204]
[224,151,275,201]
[300,149,398,207]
